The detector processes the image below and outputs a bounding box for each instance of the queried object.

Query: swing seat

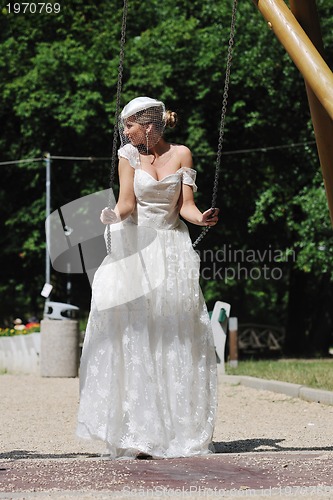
[211,300,231,375]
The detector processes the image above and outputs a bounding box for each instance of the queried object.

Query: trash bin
[43,301,79,320]
[40,302,79,377]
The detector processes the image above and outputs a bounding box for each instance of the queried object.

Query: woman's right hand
[100,207,120,225]
[202,207,219,226]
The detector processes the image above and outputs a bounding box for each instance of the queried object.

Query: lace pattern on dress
[118,144,139,168]
[77,144,217,459]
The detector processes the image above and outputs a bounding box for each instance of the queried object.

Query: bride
[76,96,219,459]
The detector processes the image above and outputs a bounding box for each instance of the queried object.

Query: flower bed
[0,325,40,337]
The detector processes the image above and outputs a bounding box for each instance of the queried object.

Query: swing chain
[107,0,129,255]
[106,0,237,252]
[192,0,238,249]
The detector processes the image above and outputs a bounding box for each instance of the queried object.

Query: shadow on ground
[1,439,333,461]
[214,439,333,453]
[0,450,99,460]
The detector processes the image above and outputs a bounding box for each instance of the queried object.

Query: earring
[146,130,149,154]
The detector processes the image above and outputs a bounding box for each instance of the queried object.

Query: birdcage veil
[118,96,166,153]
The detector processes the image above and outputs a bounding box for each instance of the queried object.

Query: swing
[106,0,238,255]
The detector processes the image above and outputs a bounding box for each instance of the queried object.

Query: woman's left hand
[201,208,219,226]
[100,207,121,225]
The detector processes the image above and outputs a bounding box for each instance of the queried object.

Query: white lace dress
[76,144,217,459]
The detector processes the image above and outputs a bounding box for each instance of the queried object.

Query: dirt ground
[0,374,332,499]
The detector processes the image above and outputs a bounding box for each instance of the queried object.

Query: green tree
[0,0,332,355]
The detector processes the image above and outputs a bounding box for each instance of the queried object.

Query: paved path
[0,374,333,499]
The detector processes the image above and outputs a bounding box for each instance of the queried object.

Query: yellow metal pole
[289,0,333,226]
[253,0,333,225]
[252,0,333,120]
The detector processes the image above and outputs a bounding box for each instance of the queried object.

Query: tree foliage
[0,0,332,354]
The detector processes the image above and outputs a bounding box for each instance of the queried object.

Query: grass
[226,358,333,392]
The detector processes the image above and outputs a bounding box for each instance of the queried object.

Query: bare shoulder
[172,144,192,155]
[172,144,193,167]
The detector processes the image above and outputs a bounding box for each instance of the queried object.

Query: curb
[220,374,333,406]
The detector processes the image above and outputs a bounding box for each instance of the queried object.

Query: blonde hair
[165,110,178,128]
[132,107,177,132]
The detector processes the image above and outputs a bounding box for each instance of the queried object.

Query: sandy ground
[0,374,333,499]
[1,374,332,457]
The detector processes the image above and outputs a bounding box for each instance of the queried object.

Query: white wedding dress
[76,144,217,459]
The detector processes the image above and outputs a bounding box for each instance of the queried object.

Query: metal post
[66,263,72,303]
[229,317,238,368]
[45,153,51,286]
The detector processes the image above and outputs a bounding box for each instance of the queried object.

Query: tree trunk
[285,268,309,355]
[308,274,333,356]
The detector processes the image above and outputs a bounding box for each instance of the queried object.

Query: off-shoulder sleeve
[118,144,139,169]
[181,167,198,192]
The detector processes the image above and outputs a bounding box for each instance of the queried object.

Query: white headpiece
[119,96,166,153]
[121,96,165,120]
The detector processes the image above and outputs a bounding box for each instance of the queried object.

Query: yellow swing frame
[253,0,333,226]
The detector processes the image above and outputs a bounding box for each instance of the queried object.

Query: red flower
[25,322,40,329]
